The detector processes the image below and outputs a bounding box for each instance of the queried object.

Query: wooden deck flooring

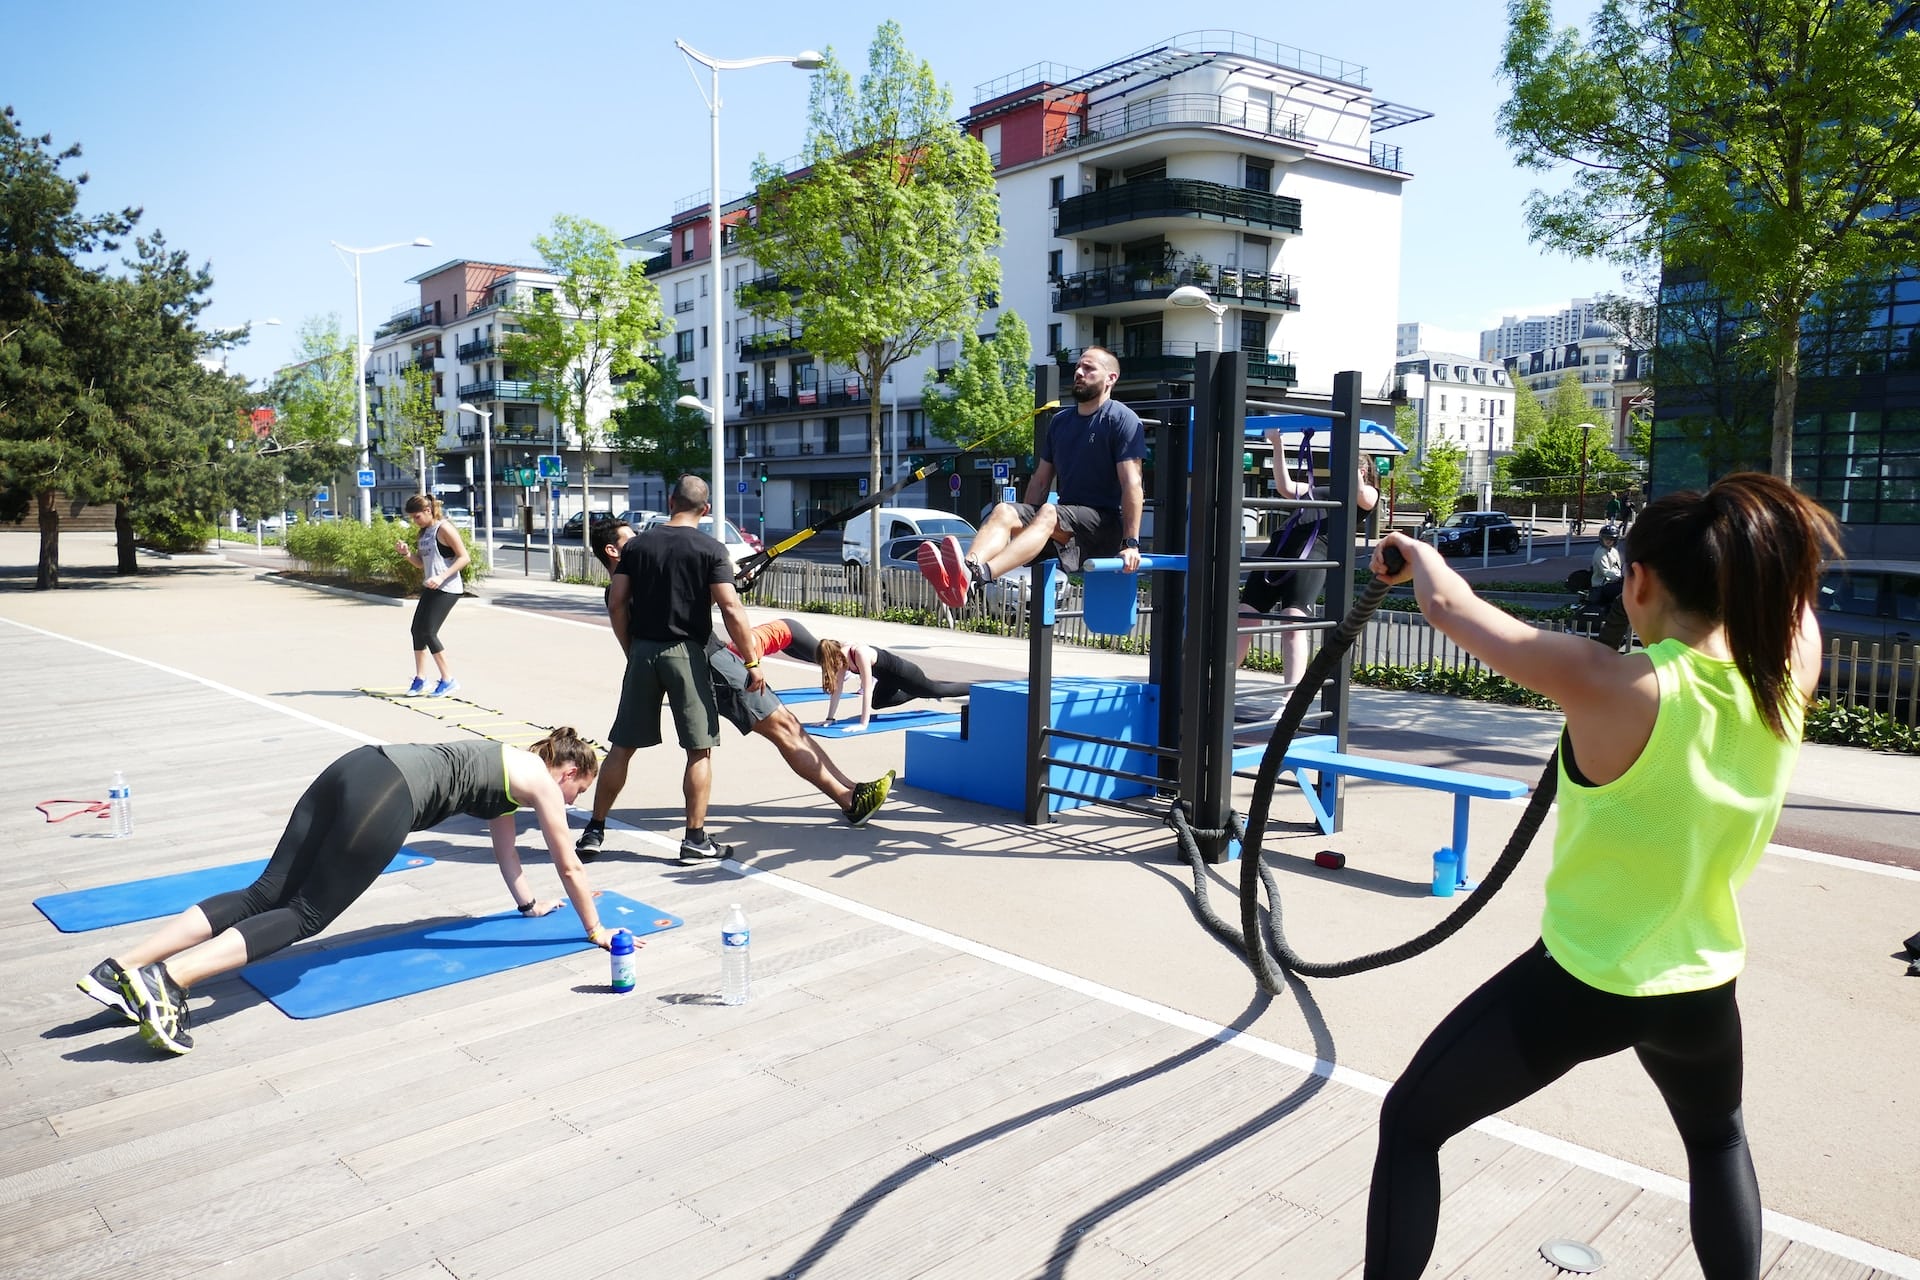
[0,619,1911,1280]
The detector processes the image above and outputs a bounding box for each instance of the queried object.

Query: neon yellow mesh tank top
[1540,639,1802,997]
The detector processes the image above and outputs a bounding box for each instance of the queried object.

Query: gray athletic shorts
[611,637,721,750]
[705,640,783,735]
[1001,502,1124,572]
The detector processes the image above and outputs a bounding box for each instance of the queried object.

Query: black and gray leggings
[1366,941,1759,1279]
[411,589,459,654]
[196,747,416,962]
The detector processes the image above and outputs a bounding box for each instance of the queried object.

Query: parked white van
[841,506,976,570]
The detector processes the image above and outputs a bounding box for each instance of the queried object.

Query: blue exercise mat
[807,710,961,737]
[32,850,434,934]
[237,891,682,1019]
[774,687,832,705]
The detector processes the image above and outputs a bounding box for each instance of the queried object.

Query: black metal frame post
[1023,363,1063,825]
[1178,352,1221,828]
[1147,400,1190,788]
[1319,370,1364,831]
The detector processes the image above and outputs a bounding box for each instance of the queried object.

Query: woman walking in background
[1361,472,1839,1278]
[395,494,469,697]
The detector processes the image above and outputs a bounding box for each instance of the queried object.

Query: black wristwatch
[516,899,536,915]
[1121,537,1141,550]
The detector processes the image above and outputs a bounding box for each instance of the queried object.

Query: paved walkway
[2,532,1916,1278]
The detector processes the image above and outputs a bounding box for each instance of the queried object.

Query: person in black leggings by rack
[814,637,970,731]
[78,730,613,1055]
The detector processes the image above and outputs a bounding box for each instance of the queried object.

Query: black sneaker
[575,819,606,861]
[846,770,895,828]
[128,962,194,1055]
[677,836,733,866]
[78,958,138,1023]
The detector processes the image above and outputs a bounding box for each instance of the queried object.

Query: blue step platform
[905,677,1160,814]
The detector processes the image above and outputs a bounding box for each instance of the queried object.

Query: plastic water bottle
[609,929,636,993]
[720,903,751,1006]
[1432,848,1458,898]
[108,772,132,838]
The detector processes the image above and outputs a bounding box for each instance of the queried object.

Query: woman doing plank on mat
[816,637,970,732]
[77,729,613,1056]
[1360,472,1838,1279]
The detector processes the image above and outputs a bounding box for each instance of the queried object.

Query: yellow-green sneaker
[847,769,894,828]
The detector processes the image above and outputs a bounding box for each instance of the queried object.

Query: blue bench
[1232,739,1528,889]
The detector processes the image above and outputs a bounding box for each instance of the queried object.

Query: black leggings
[197,747,416,962]
[411,589,459,653]
[870,648,970,709]
[1366,941,1759,1279]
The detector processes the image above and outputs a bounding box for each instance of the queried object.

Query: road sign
[536,453,564,480]
[1376,455,1394,475]
[313,489,329,503]
[858,477,869,497]
[736,480,747,494]
[356,469,375,488]
[948,473,963,495]
[991,461,1010,482]
[1002,485,1017,504]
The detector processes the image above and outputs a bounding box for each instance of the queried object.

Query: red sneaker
[933,535,972,609]
[917,539,959,603]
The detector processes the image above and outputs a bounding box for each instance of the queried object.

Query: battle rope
[1167,549,1561,992]
[732,400,1060,591]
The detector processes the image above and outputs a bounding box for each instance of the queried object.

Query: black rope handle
[1168,545,1560,992]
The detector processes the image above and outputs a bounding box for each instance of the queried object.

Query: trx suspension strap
[733,399,1060,591]
[1167,544,1561,992]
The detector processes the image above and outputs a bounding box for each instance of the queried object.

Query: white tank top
[417,520,465,595]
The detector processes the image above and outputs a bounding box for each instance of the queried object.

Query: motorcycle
[1564,567,1634,651]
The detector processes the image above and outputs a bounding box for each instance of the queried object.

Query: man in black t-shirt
[918,346,1145,609]
[599,476,764,864]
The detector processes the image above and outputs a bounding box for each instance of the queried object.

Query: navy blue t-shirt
[1040,399,1146,511]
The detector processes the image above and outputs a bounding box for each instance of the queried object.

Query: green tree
[0,106,139,588]
[920,310,1033,456]
[504,214,667,566]
[738,20,1002,608]
[612,357,710,492]
[376,363,442,497]
[1498,0,1920,479]
[260,316,359,516]
[1409,438,1467,524]
[1509,374,1548,446]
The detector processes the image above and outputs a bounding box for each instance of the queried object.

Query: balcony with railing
[738,326,807,360]
[642,250,673,276]
[735,272,802,307]
[734,376,870,419]
[458,379,542,403]
[456,337,497,362]
[374,300,442,340]
[1369,141,1405,172]
[1051,262,1299,316]
[1057,343,1297,387]
[1054,179,1302,239]
[1046,93,1303,157]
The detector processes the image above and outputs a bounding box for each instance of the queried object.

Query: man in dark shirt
[918,346,1145,609]
[600,475,763,864]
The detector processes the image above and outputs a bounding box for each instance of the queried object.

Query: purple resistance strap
[1256,430,1323,585]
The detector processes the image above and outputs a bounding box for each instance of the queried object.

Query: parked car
[636,513,758,565]
[1418,510,1521,556]
[1816,560,1919,703]
[615,509,661,529]
[559,509,617,538]
[842,507,977,571]
[441,506,475,530]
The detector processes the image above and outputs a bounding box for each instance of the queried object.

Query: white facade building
[625,30,1429,534]
[1503,320,1649,451]
[1392,350,1514,491]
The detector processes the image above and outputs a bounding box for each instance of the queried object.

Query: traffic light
[758,465,768,483]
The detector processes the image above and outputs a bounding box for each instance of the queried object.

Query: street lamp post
[1576,421,1596,538]
[674,39,822,539]
[1167,284,1229,355]
[457,403,495,566]
[330,237,433,524]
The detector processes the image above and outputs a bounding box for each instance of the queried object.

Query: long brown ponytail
[1623,473,1839,738]
[529,726,600,779]
[818,638,849,693]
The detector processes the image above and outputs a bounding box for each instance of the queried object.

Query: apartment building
[365,260,628,531]
[1502,318,1648,451]
[1479,300,1604,363]
[626,30,1428,535]
[1391,351,1515,492]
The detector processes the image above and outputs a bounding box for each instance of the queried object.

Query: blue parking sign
[356,469,376,489]
[313,489,329,503]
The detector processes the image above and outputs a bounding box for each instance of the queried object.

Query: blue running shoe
[431,678,459,698]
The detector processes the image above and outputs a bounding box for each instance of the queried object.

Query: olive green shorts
[611,637,721,750]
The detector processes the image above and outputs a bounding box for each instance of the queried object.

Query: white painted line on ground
[15,610,1917,1275]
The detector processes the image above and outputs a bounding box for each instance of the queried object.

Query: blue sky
[4,1,1618,384]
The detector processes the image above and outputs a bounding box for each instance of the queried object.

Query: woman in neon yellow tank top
[1362,473,1838,1280]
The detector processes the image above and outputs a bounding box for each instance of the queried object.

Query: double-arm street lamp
[673,39,822,538]
[457,403,495,565]
[331,237,433,523]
